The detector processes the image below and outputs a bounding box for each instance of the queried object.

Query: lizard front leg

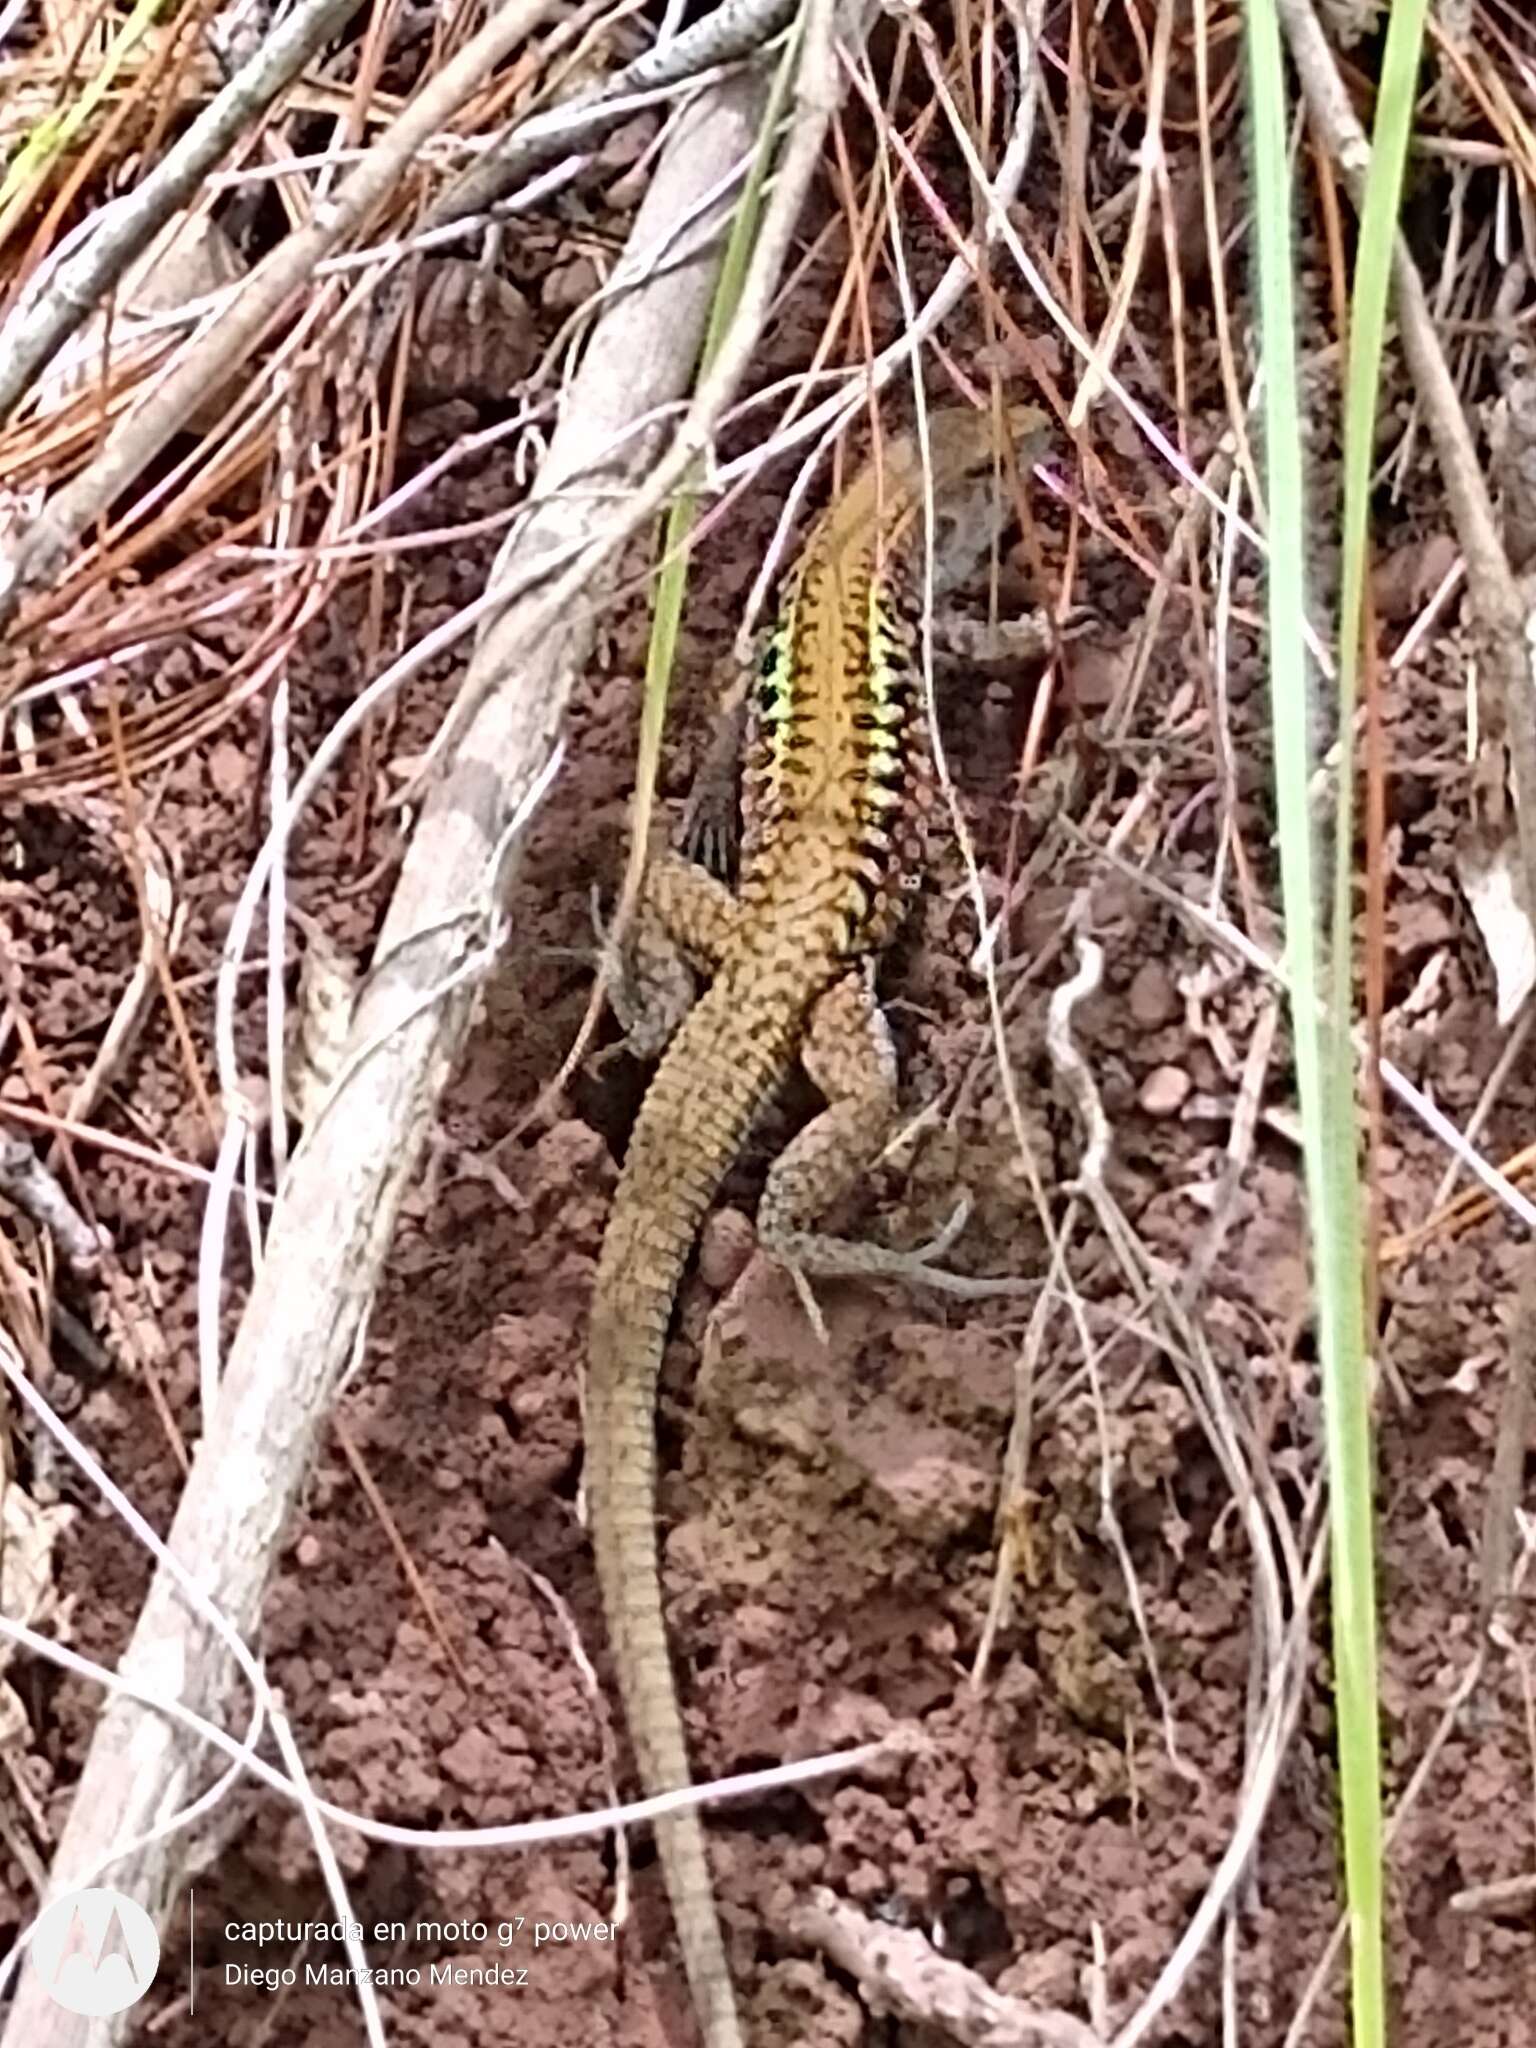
[608,849,741,1059]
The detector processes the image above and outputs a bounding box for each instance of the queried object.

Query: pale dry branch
[0,73,767,2048]
[416,0,844,784]
[1450,1870,1536,1914]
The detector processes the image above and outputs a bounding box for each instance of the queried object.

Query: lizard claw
[901,1192,971,1268]
[785,1262,831,1346]
[872,1191,1035,1299]
[679,792,740,880]
[763,1191,1035,1313]
[679,691,747,879]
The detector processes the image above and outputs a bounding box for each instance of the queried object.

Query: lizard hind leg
[755,970,1031,1331]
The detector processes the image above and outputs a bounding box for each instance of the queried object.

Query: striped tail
[586,992,797,2048]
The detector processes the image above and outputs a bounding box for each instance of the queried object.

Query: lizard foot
[764,1193,1036,1342]
[588,883,698,1061]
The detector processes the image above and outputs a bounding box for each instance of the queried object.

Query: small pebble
[1127,959,1178,1028]
[1139,1064,1191,1116]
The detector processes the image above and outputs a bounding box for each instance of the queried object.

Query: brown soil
[3,29,1535,2048]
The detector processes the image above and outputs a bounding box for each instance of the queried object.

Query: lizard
[585,400,1051,2048]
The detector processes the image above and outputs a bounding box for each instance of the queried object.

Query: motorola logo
[29,1886,160,2017]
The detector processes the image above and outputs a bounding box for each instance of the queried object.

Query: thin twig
[0,1138,102,1274]
[793,1889,1106,2048]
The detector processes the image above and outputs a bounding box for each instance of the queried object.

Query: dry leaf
[1457,836,1536,1024]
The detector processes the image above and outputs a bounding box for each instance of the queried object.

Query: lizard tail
[585,1404,742,2048]
[587,1001,794,2048]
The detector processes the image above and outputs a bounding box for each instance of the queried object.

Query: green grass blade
[1323,3,1428,2031]
[624,20,801,891]
[1243,0,1431,2042]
